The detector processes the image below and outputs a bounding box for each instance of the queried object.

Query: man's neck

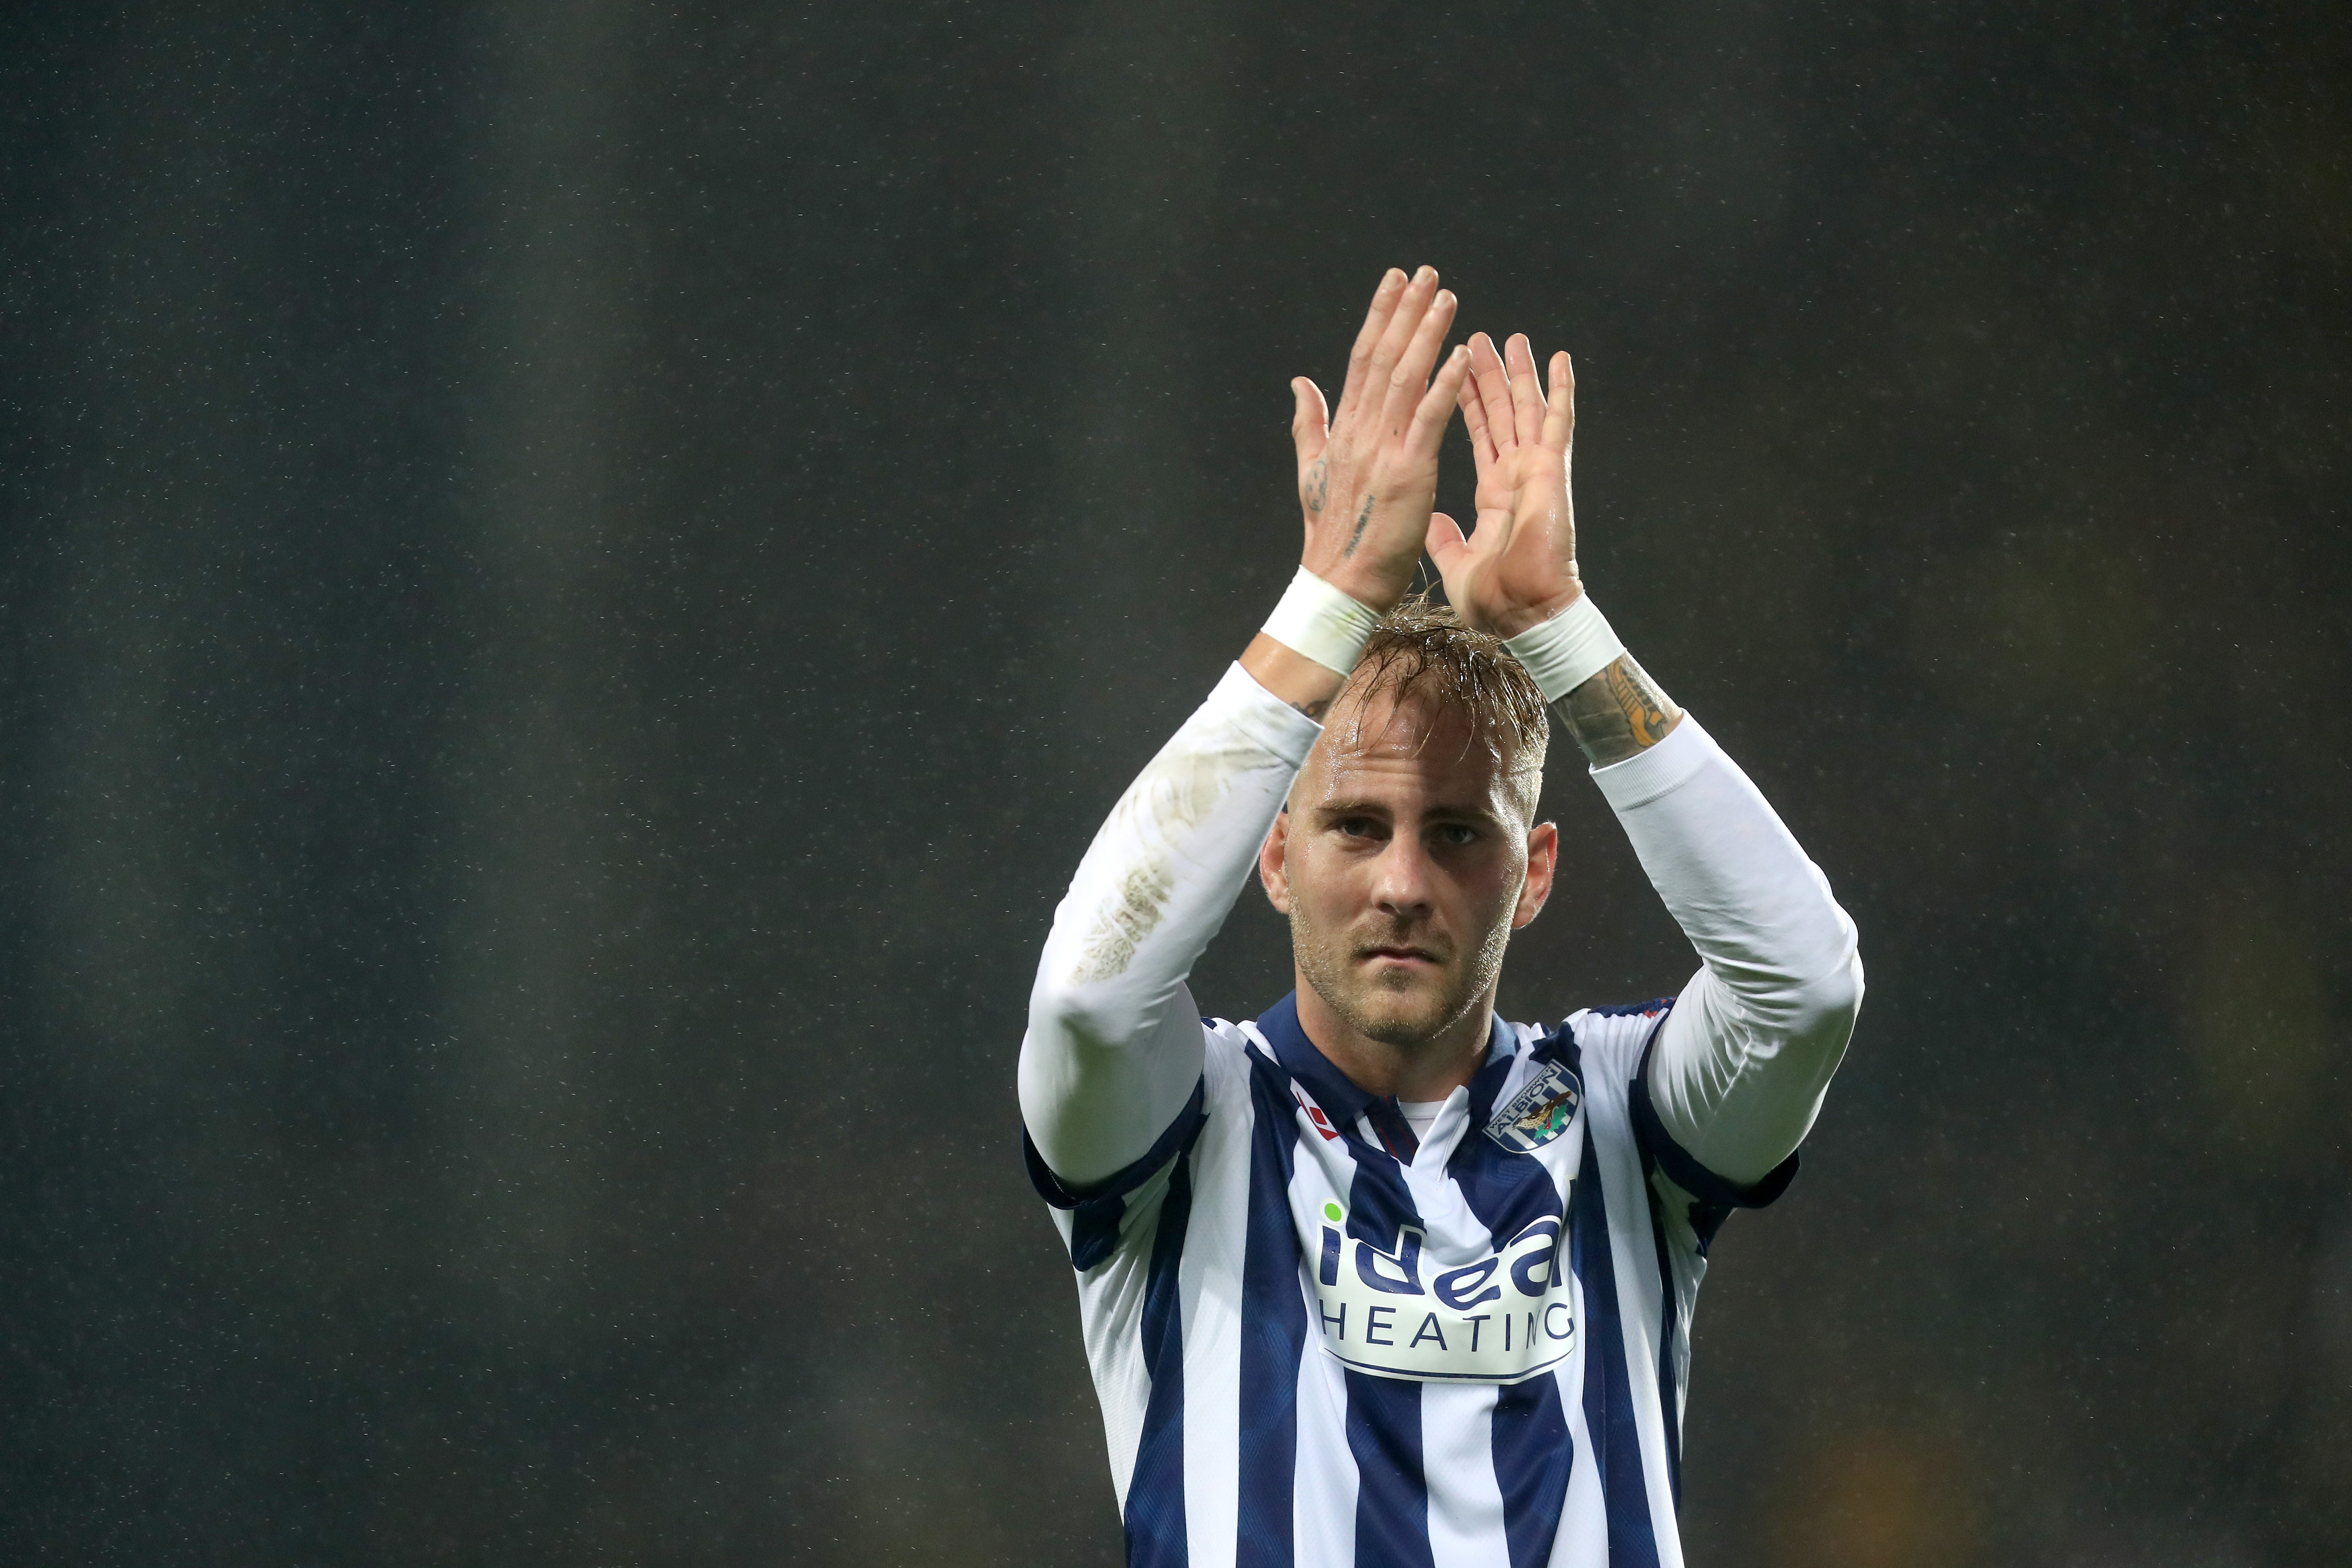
[1292,972,1499,1102]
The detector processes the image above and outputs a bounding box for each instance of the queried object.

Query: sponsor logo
[1309,1207,1574,1383]
[1485,1060,1583,1155]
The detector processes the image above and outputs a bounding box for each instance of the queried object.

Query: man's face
[1261,686,1556,1050]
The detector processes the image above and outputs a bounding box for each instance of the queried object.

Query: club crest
[1485,1061,1583,1154]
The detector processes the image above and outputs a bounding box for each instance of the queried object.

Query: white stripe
[1548,1351,1607,1568]
[1292,1336,1359,1568]
[1586,1021,1690,1568]
[1422,1383,1507,1565]
[1179,1043,1256,1568]
[1406,1122,1510,1565]
[1280,1075,1360,1568]
[1536,1063,1605,1568]
[1067,1194,1157,1512]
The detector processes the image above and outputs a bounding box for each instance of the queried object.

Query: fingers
[1359,266,1440,429]
[1540,352,1574,453]
[1504,333,1546,449]
[1458,371,1498,480]
[1335,269,1407,426]
[1405,342,1471,460]
[1291,377,1331,467]
[1381,285,1458,436]
[1426,511,1469,574]
[1468,332,1516,454]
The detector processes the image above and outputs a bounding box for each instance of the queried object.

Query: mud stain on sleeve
[1071,859,1178,985]
[1065,731,1262,985]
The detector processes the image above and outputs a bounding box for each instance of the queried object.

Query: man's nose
[1371,833,1436,919]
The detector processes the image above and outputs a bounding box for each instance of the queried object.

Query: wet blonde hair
[1330,593,1550,820]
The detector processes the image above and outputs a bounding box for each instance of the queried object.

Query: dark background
[5,2,2348,1563]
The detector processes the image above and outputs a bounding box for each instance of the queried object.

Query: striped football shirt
[1026,988,1795,1568]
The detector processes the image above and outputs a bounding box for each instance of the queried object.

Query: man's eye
[1337,818,1379,839]
[1435,824,1479,846]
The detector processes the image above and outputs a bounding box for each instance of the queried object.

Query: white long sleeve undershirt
[1019,665,1320,1187]
[1590,712,1863,1185]
[1020,660,1862,1191]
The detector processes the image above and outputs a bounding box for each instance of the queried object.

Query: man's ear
[1512,819,1559,930]
[1259,809,1294,914]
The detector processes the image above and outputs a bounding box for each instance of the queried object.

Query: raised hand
[1290,267,1473,611]
[1425,332,1583,639]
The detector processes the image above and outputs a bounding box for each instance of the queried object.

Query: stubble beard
[1290,903,1514,1053]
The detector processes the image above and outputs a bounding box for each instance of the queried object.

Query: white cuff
[1589,710,1714,802]
[1261,567,1381,677]
[1502,593,1625,701]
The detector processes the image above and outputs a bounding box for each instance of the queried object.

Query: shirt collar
[1254,990,1520,1123]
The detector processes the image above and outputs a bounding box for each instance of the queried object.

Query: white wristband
[1503,592,1625,701]
[1261,567,1381,677]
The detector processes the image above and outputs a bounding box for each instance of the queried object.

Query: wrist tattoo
[1341,493,1373,558]
[1289,695,1332,722]
[1553,652,1681,768]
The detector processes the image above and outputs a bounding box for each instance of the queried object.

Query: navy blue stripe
[1643,1179,1684,1507]
[1571,1127,1661,1568]
[1491,1373,1572,1568]
[1529,1016,1586,1071]
[1340,1124,1422,1270]
[1446,1020,1575,1568]
[1238,1048,1309,1568]
[1363,1097,1420,1162]
[1461,1020,1523,1127]
[1623,1019,1690,1504]
[1254,992,1377,1124]
[1124,1149,1196,1568]
[1586,996,1676,1018]
[1344,1370,1435,1568]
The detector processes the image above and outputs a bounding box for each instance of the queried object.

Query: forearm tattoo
[1552,652,1681,768]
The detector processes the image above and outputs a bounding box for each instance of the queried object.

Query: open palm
[1426,332,1584,640]
[1291,268,1471,612]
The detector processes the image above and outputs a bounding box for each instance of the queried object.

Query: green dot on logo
[1323,1202,1343,1222]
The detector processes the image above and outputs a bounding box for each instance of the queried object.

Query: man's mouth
[1360,943,1441,968]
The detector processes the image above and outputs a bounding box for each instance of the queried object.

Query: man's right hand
[1289,267,1471,612]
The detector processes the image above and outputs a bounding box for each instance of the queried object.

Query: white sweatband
[1260,567,1381,677]
[1503,592,1625,701]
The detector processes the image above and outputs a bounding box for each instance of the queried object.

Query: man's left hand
[1426,331,1583,639]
